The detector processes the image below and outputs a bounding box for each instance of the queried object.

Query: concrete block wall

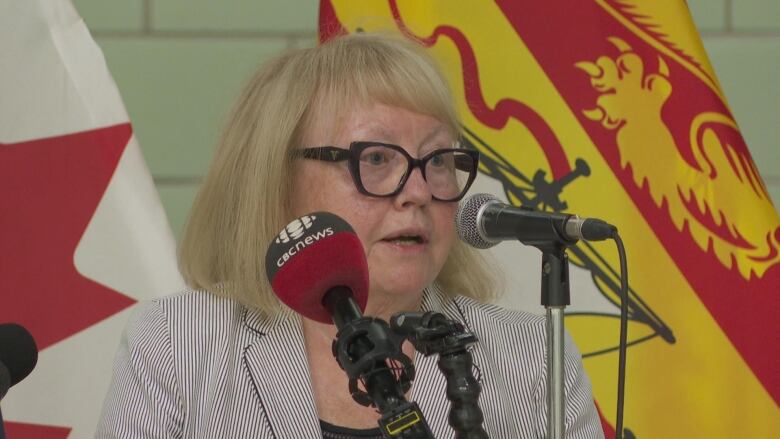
[72,0,780,240]
[74,0,320,240]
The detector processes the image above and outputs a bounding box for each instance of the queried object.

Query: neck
[364,288,425,323]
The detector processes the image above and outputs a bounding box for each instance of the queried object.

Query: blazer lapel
[242,308,322,438]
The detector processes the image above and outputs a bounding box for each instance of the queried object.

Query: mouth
[382,231,429,246]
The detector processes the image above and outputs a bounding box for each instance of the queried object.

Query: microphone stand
[323,287,434,439]
[538,241,571,439]
[391,311,488,439]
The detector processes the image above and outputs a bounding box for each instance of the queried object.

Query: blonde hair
[180,32,501,314]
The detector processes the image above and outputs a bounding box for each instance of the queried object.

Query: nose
[394,167,432,208]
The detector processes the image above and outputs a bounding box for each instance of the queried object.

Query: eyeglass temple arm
[299,146,350,162]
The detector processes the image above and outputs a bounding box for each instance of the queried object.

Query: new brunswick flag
[320,1,780,437]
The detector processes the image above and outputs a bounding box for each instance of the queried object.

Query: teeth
[387,236,422,244]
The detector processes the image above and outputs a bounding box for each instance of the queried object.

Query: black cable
[612,232,629,439]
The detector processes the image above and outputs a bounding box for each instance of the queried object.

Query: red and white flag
[0,1,185,437]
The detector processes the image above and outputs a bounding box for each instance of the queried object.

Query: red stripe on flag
[595,400,617,439]
[4,421,71,439]
[318,0,348,43]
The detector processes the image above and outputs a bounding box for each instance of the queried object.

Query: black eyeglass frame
[297,141,479,202]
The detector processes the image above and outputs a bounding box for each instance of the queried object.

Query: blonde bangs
[304,33,461,141]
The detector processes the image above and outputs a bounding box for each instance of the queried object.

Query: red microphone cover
[265,212,369,324]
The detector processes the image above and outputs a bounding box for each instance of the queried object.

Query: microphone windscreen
[456,193,499,249]
[0,323,38,386]
[265,212,369,324]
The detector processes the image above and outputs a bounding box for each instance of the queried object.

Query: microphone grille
[456,193,499,249]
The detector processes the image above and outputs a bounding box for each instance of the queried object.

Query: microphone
[264,213,432,437]
[0,323,38,439]
[456,193,615,249]
[265,212,369,324]
[0,323,38,400]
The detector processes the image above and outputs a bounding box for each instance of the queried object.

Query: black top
[320,419,383,439]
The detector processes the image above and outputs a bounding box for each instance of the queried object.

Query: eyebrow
[356,122,452,149]
[418,125,450,148]
[363,125,394,141]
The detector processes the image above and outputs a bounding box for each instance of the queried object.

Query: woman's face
[291,103,458,315]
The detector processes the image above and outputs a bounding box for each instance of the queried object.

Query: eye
[366,151,386,165]
[359,146,395,166]
[430,154,445,167]
[428,151,455,170]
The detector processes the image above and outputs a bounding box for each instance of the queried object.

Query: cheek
[343,200,389,255]
[434,204,457,248]
[291,164,349,217]
[290,165,320,217]
[291,165,381,248]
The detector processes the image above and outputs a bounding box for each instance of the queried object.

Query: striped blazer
[97,289,604,438]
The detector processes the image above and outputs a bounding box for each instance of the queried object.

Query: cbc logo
[275,215,316,243]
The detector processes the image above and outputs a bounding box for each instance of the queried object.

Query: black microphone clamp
[391,312,489,439]
[391,312,476,356]
[330,314,414,406]
[323,287,434,439]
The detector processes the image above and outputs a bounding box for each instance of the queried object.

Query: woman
[97,33,603,438]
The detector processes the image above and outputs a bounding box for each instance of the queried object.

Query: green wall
[72,0,780,240]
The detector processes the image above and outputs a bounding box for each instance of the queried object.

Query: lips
[381,228,429,245]
[384,235,424,244]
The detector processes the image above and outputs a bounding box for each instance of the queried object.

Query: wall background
[72,0,780,241]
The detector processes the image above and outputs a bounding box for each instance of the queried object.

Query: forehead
[302,101,455,147]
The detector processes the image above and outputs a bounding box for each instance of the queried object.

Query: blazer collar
[242,306,322,438]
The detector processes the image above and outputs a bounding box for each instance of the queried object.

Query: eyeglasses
[297,141,479,202]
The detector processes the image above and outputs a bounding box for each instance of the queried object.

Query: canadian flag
[0,1,185,437]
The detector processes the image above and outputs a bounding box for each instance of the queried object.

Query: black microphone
[0,323,38,400]
[456,193,615,249]
[0,323,38,439]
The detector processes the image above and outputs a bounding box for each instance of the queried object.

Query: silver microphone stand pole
[540,244,570,439]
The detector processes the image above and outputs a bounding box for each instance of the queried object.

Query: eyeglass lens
[357,145,473,199]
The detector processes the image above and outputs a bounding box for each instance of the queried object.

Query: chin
[369,278,429,306]
[367,258,441,304]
